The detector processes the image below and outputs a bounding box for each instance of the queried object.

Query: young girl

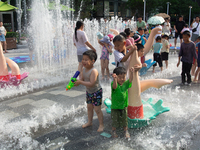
[73,21,96,79]
[98,34,113,80]
[74,50,104,132]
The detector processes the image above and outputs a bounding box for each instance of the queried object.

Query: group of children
[72,20,200,139]
[74,26,143,138]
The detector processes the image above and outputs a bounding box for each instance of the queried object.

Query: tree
[127,0,200,23]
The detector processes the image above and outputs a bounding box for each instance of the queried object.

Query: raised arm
[144,27,161,55]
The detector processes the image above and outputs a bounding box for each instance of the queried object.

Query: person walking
[0,22,8,53]
[174,16,185,49]
[190,16,200,42]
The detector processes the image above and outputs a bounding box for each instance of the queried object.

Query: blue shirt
[144,33,149,40]
[153,43,162,53]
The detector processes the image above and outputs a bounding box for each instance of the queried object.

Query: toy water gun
[66,71,80,91]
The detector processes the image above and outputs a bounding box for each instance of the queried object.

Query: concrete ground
[1,39,200,150]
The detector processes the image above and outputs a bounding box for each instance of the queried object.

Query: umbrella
[147,16,165,25]
[155,13,170,19]
[0,1,17,11]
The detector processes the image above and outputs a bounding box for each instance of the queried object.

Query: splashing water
[1,0,200,149]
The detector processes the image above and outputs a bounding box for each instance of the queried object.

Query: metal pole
[143,0,146,21]
[167,2,169,15]
[189,6,192,27]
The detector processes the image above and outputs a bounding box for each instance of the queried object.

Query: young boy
[144,28,149,40]
[193,36,200,82]
[137,27,146,46]
[177,31,197,85]
[111,67,135,138]
[74,50,104,132]
[113,35,135,70]
[136,43,147,67]
[161,34,170,69]
[153,36,163,73]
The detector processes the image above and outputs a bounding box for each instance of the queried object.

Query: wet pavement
[1,40,200,149]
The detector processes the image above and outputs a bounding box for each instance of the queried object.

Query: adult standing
[174,15,185,49]
[190,16,200,42]
[162,18,171,35]
[136,16,146,30]
[73,21,96,78]
[0,22,8,53]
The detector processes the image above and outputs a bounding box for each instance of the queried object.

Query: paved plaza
[1,40,200,149]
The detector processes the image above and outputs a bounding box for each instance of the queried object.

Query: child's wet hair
[113,67,126,75]
[136,43,144,51]
[197,36,200,40]
[156,36,161,41]
[113,34,126,43]
[138,27,143,32]
[83,50,97,62]
[144,28,148,32]
[124,28,131,36]
[119,32,127,39]
[182,31,190,36]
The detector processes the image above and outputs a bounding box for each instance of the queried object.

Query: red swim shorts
[128,105,144,119]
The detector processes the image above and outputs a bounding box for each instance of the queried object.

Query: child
[161,34,170,69]
[74,50,104,132]
[98,34,114,80]
[153,36,163,73]
[136,43,147,67]
[177,31,197,85]
[111,67,134,138]
[137,27,146,46]
[113,35,135,70]
[181,24,190,34]
[193,36,200,82]
[144,28,150,40]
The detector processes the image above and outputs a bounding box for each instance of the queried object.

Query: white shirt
[0,26,6,35]
[73,30,89,55]
[163,22,171,33]
[114,50,130,70]
[192,22,200,35]
[155,25,162,39]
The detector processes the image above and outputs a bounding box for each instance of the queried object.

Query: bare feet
[82,122,92,128]
[97,125,104,132]
[124,130,130,139]
[112,130,118,138]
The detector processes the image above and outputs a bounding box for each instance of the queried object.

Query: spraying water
[0,0,199,149]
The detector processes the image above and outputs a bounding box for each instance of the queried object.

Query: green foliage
[127,0,200,23]
[73,0,93,19]
[5,32,19,38]
[5,32,19,43]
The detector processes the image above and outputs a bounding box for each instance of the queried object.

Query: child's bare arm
[121,45,137,62]
[177,56,181,67]
[98,39,104,46]
[112,73,118,89]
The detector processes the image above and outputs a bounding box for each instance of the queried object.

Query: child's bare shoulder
[91,68,99,75]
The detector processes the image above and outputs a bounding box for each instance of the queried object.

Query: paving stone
[32,91,47,96]
[30,99,57,108]
[0,110,20,120]
[7,99,34,108]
